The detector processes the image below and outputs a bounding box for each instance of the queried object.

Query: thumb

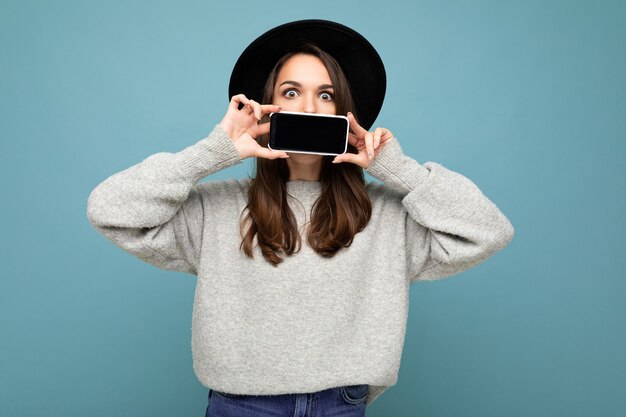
[255,146,289,160]
[332,152,360,166]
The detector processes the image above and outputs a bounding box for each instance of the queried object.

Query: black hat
[228,19,386,131]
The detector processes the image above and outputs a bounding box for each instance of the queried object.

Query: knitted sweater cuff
[174,124,243,183]
[364,138,430,194]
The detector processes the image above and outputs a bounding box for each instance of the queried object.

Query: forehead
[276,54,331,83]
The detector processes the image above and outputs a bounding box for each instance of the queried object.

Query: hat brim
[228,19,386,131]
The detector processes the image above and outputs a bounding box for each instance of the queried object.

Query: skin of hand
[219,93,289,160]
[332,112,395,169]
[219,94,394,167]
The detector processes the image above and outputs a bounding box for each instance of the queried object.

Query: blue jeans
[205,384,368,417]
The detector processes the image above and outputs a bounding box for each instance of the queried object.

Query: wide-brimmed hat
[228,19,386,131]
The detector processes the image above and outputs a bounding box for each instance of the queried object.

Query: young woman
[87,19,514,417]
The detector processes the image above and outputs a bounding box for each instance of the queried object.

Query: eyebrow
[278,80,334,89]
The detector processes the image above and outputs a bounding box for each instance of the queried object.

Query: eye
[281,88,334,101]
[282,89,298,98]
[319,91,334,101]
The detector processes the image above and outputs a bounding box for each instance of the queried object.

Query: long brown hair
[239,42,372,266]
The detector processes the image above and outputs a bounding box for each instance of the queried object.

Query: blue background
[1,1,625,416]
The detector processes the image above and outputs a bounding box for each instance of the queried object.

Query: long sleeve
[365,137,515,283]
[86,124,243,275]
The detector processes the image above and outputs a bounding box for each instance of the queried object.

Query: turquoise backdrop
[1,1,624,416]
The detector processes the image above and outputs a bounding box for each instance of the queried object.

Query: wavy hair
[239,42,372,266]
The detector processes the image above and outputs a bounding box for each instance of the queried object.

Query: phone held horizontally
[268,111,349,156]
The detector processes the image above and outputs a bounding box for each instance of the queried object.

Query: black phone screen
[269,112,348,155]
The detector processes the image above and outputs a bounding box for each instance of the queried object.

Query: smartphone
[268,111,349,155]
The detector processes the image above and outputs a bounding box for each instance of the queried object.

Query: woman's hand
[219,94,289,160]
[332,112,394,168]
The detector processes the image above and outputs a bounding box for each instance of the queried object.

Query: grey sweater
[86,124,514,406]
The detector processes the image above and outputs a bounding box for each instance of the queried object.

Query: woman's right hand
[219,94,289,160]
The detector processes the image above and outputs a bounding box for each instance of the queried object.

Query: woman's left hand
[332,112,395,168]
